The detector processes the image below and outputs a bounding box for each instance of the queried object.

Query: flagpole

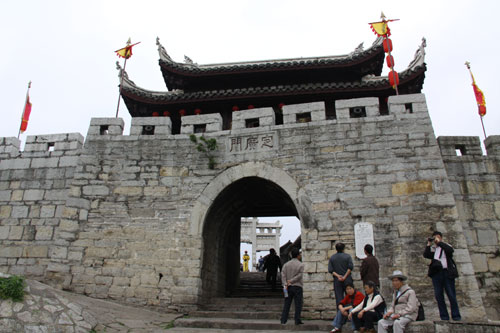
[480,116,487,139]
[18,81,31,140]
[115,57,127,118]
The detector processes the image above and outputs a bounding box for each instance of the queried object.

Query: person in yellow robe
[243,251,250,272]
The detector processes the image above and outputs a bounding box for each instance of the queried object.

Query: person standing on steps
[280,248,304,325]
[360,244,379,287]
[242,250,250,272]
[258,256,264,272]
[328,243,354,307]
[264,248,282,290]
[423,231,461,321]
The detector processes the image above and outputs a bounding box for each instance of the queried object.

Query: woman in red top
[330,283,365,332]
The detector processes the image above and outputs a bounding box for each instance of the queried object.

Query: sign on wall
[354,222,375,259]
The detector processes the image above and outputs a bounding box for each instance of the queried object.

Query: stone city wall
[438,135,500,320]
[0,133,83,285]
[0,94,496,321]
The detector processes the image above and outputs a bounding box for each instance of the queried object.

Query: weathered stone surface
[392,180,433,196]
[0,94,497,323]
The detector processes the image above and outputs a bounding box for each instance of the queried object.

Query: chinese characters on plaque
[227,132,278,154]
[354,222,375,259]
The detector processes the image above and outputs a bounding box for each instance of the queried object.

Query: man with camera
[423,231,461,321]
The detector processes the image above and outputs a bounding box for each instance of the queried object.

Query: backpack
[395,288,425,321]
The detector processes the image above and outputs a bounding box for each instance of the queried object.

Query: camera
[427,237,434,242]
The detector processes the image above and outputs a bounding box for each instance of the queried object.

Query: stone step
[190,310,281,320]
[229,291,283,298]
[174,317,436,332]
[174,317,333,331]
[211,297,284,306]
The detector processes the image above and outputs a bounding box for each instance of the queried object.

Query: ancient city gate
[1,37,499,321]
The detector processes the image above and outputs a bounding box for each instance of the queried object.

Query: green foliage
[0,275,26,302]
[189,134,218,169]
[162,320,175,329]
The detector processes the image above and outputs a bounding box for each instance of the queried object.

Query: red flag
[465,62,486,116]
[472,81,486,116]
[20,90,32,133]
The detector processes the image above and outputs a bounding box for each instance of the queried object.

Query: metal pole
[18,81,31,140]
[480,116,487,140]
[115,57,127,118]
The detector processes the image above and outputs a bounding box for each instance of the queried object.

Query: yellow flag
[369,21,390,37]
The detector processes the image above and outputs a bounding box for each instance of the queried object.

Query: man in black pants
[424,231,461,321]
[328,243,354,307]
[280,248,304,325]
[264,248,282,290]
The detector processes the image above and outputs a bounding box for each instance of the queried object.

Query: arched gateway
[0,36,496,324]
[190,162,311,300]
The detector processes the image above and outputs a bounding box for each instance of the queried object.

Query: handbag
[416,302,425,321]
[427,249,443,277]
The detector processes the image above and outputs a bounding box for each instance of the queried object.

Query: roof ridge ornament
[351,42,364,55]
[407,37,426,69]
[115,61,128,80]
[156,37,173,62]
[184,55,197,65]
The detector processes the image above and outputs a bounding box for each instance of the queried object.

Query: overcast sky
[1,0,498,143]
[2,0,498,268]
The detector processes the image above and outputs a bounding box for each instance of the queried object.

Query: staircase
[174,272,333,331]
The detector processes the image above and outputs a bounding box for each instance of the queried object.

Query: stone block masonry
[438,134,500,320]
[0,94,497,322]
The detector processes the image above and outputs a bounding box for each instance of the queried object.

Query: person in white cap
[377,270,418,333]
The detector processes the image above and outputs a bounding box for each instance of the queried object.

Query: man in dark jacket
[423,231,461,321]
[264,248,282,290]
[328,243,354,307]
[360,244,380,287]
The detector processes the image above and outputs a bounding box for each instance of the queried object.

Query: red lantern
[179,109,186,116]
[163,111,170,117]
[152,112,159,117]
[278,103,285,109]
[383,38,393,53]
[247,105,254,109]
[194,108,201,115]
[232,105,239,111]
[386,55,395,68]
[388,70,399,87]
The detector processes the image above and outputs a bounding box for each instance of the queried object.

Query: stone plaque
[354,222,375,259]
[227,132,278,154]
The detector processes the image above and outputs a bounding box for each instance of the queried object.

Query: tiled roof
[120,38,427,106]
[121,65,425,104]
[157,37,385,75]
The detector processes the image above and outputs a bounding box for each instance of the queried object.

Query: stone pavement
[0,277,181,332]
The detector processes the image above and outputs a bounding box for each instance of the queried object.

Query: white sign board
[354,222,375,259]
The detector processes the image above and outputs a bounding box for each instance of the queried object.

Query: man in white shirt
[423,231,461,321]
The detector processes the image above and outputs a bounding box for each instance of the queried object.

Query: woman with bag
[423,231,461,321]
[349,281,385,333]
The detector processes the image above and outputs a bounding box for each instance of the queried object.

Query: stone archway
[191,162,312,301]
